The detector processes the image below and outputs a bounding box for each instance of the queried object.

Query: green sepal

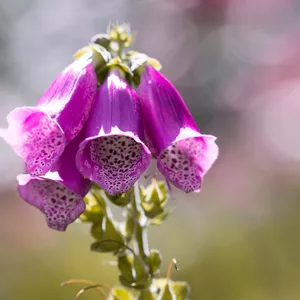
[73,43,111,75]
[91,33,110,50]
[157,284,176,300]
[172,281,191,300]
[107,286,134,300]
[73,46,92,60]
[149,211,169,226]
[105,188,132,207]
[124,51,162,86]
[154,279,190,300]
[138,290,156,300]
[90,43,111,73]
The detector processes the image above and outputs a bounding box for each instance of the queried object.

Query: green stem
[132,182,150,260]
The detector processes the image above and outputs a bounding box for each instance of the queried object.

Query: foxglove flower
[138,65,218,193]
[0,54,97,176]
[76,69,151,195]
[17,132,91,231]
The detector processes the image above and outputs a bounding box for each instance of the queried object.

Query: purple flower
[0,54,98,177]
[137,65,218,193]
[17,131,91,231]
[76,69,151,195]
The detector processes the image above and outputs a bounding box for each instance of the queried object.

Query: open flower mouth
[18,177,85,231]
[77,134,150,195]
[158,136,218,193]
[2,108,66,177]
[24,114,65,176]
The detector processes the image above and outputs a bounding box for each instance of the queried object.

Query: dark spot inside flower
[172,158,177,163]
[51,198,56,203]
[61,195,67,200]
[184,167,189,171]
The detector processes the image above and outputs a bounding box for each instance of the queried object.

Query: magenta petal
[138,65,218,192]
[17,132,91,231]
[76,70,151,195]
[157,132,219,192]
[1,54,97,176]
[38,55,98,142]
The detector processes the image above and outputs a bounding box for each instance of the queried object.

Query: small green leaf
[91,217,124,252]
[108,286,134,300]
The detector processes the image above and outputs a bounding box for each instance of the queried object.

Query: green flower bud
[141,181,168,219]
[147,249,162,275]
[79,192,104,223]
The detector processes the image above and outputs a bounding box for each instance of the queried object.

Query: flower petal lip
[138,65,218,193]
[76,69,151,195]
[0,54,97,177]
[17,131,91,231]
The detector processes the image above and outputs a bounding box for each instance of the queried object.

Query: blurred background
[1,0,300,299]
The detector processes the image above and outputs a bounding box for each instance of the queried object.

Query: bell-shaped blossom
[137,65,218,193]
[76,69,151,195]
[0,54,97,176]
[17,132,91,231]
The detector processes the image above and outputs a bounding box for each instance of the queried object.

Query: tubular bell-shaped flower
[76,69,151,195]
[0,54,98,176]
[17,132,91,231]
[137,65,218,193]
